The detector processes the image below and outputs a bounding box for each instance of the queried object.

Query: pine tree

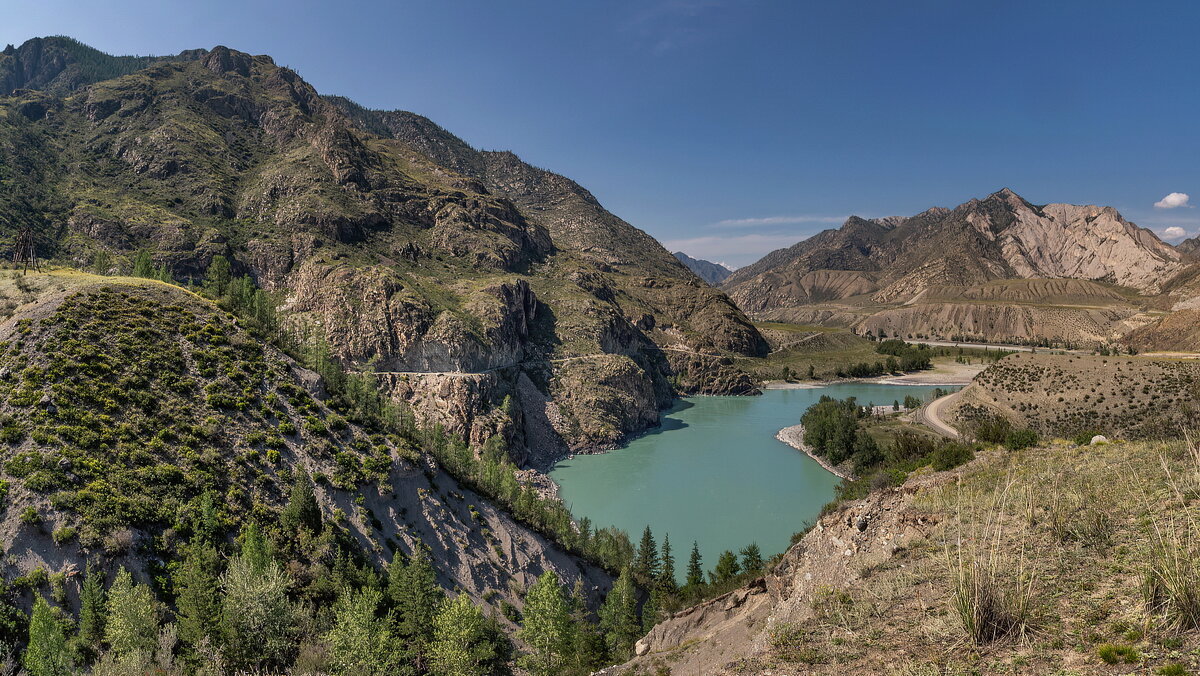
[518,571,572,676]
[641,588,661,634]
[25,596,71,676]
[430,595,493,676]
[657,534,677,593]
[105,568,160,658]
[204,255,232,299]
[711,550,741,585]
[634,526,659,585]
[131,250,154,278]
[598,568,640,659]
[740,543,763,574]
[391,546,443,671]
[567,579,606,673]
[281,471,322,534]
[239,522,272,574]
[685,542,704,589]
[326,587,401,675]
[77,563,106,653]
[173,540,222,654]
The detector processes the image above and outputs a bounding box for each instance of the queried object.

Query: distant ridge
[674,251,733,285]
[723,188,1182,312]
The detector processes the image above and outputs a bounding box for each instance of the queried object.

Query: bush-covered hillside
[0,269,621,673]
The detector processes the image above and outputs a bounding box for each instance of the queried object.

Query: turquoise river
[548,383,957,581]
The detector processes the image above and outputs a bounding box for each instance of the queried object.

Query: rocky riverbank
[775,424,855,480]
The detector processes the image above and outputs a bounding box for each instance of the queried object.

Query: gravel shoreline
[775,424,855,481]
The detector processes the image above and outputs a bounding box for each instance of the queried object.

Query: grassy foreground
[735,433,1200,675]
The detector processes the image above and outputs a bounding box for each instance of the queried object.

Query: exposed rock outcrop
[724,189,1182,309]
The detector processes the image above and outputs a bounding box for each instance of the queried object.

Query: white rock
[1090,435,1108,445]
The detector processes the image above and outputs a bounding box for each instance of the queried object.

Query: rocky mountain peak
[723,189,1185,312]
[0,36,205,96]
[202,45,253,77]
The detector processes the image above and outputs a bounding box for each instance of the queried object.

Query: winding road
[914,389,963,438]
[360,345,728,378]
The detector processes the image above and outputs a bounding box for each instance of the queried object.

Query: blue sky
[5,0,1199,267]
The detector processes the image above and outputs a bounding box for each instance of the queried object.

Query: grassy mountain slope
[0,37,765,464]
[0,268,610,620]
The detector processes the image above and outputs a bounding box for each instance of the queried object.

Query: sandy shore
[775,424,855,481]
[763,359,984,389]
[762,382,823,390]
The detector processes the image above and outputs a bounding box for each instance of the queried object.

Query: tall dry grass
[946,478,1037,644]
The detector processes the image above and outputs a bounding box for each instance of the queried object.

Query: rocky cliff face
[0,37,767,465]
[724,189,1182,311]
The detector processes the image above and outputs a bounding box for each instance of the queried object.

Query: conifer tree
[685,542,704,589]
[77,563,106,653]
[105,568,160,659]
[430,594,492,676]
[657,534,677,593]
[740,543,764,574]
[598,568,640,659]
[25,596,71,676]
[634,526,659,585]
[391,546,443,670]
[204,255,232,299]
[565,579,606,672]
[325,587,401,675]
[711,550,741,585]
[131,250,154,279]
[281,471,322,534]
[239,522,272,574]
[173,540,222,654]
[641,588,661,634]
[518,571,572,676]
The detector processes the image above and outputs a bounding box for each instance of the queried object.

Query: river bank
[775,424,855,481]
[763,358,984,390]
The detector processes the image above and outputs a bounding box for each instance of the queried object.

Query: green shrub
[303,416,326,436]
[931,442,976,471]
[1072,429,1105,446]
[1004,428,1039,451]
[972,413,1013,443]
[20,506,40,525]
[327,414,348,432]
[1096,643,1140,664]
[278,421,297,436]
[52,526,75,544]
[1156,664,1189,676]
[0,422,24,444]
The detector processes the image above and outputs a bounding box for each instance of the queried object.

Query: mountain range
[722,188,1197,348]
[673,251,733,285]
[0,37,766,469]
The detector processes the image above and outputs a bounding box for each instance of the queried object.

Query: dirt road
[915,389,962,438]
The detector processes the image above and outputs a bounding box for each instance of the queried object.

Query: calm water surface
[549,383,956,580]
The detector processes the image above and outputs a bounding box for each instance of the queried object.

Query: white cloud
[1155,192,1191,209]
[664,233,807,268]
[1163,226,1188,239]
[711,215,847,228]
